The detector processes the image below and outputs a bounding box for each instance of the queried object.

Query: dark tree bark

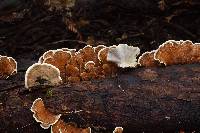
[0,64,200,133]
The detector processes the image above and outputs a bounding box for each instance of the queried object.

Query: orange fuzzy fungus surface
[65,64,80,82]
[38,50,54,63]
[43,50,72,79]
[138,51,160,67]
[98,47,110,64]
[113,127,123,133]
[31,98,91,132]
[0,55,17,79]
[51,120,91,133]
[98,47,118,76]
[31,98,61,129]
[154,40,200,66]
[39,45,119,82]
[78,46,96,63]
[31,99,122,133]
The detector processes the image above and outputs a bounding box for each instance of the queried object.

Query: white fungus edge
[30,98,62,129]
[25,63,62,89]
[154,40,194,66]
[0,56,17,79]
[113,127,123,133]
[137,50,156,66]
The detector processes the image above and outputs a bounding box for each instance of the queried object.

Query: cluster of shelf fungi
[0,40,200,132]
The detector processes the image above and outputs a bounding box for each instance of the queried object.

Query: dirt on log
[0,64,200,133]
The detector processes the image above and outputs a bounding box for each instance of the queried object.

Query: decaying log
[0,64,200,133]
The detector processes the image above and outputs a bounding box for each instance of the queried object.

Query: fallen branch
[0,64,200,132]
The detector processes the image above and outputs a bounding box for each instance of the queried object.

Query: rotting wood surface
[0,64,200,133]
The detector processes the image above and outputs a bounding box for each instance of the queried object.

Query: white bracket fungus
[25,63,62,89]
[107,44,140,68]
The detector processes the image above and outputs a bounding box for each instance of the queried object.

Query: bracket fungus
[38,44,141,82]
[31,98,61,129]
[84,61,95,71]
[113,127,123,133]
[98,47,110,64]
[154,40,200,66]
[107,44,140,68]
[138,50,160,67]
[31,98,91,133]
[78,45,96,63]
[25,63,62,89]
[38,50,55,64]
[38,45,118,82]
[65,64,80,82]
[0,55,17,79]
[51,119,91,133]
[43,50,72,79]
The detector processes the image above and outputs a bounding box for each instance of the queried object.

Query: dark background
[0,0,199,71]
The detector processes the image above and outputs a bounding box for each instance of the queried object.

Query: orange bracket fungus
[154,40,200,66]
[81,61,97,81]
[113,127,123,133]
[38,44,140,82]
[0,55,17,79]
[107,44,140,68]
[84,61,95,71]
[25,63,62,89]
[31,98,91,132]
[38,45,116,82]
[77,45,96,63]
[31,98,61,129]
[37,41,200,82]
[97,46,118,77]
[38,50,55,64]
[98,47,110,64]
[43,50,72,80]
[138,50,160,67]
[65,64,80,82]
[51,119,91,133]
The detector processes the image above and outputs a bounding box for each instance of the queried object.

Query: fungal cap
[154,40,198,66]
[78,45,96,62]
[38,56,44,64]
[0,56,17,79]
[51,119,91,133]
[65,64,80,77]
[84,61,95,70]
[38,50,55,63]
[31,98,61,129]
[107,44,140,68]
[138,50,160,67]
[8,57,17,72]
[94,45,106,53]
[62,48,76,55]
[43,50,55,60]
[25,63,62,89]
[98,47,109,63]
[43,50,72,65]
[113,127,123,133]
